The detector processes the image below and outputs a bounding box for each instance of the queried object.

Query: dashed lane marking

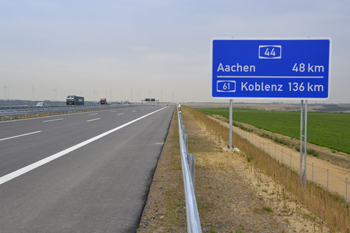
[43,118,63,123]
[0,131,42,142]
[86,118,101,122]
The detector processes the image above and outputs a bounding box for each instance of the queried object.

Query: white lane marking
[110,111,116,113]
[132,111,136,112]
[88,113,98,116]
[0,107,168,186]
[87,118,101,122]
[43,118,63,123]
[117,113,124,116]
[0,131,42,142]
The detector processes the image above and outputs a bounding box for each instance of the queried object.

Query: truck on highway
[66,95,84,105]
[100,98,108,105]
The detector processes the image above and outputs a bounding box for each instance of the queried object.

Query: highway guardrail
[177,104,202,233]
[0,104,134,121]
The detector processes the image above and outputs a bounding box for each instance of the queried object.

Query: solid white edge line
[0,107,168,185]
[43,118,63,123]
[0,131,42,142]
[86,118,101,122]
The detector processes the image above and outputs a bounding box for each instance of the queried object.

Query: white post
[327,169,329,191]
[282,149,283,164]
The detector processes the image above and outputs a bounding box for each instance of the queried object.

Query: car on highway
[35,102,46,107]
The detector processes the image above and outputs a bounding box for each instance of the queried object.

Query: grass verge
[197,107,350,154]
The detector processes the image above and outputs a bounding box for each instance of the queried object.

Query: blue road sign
[211,38,331,99]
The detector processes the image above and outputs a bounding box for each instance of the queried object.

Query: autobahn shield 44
[211,38,331,99]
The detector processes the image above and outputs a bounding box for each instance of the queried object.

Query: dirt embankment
[138,108,329,232]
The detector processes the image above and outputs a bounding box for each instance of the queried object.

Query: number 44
[265,48,275,56]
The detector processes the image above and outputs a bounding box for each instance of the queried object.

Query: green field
[196,107,350,154]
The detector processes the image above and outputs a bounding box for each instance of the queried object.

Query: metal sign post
[229,99,233,150]
[300,100,308,184]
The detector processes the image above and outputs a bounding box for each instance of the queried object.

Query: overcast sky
[1,0,349,103]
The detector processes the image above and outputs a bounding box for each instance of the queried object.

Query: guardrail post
[188,153,195,186]
[184,134,188,156]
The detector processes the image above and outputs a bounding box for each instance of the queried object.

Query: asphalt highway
[0,105,174,232]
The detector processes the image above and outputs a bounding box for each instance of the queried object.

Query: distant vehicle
[117,101,122,104]
[36,102,46,107]
[100,98,108,105]
[66,95,84,105]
